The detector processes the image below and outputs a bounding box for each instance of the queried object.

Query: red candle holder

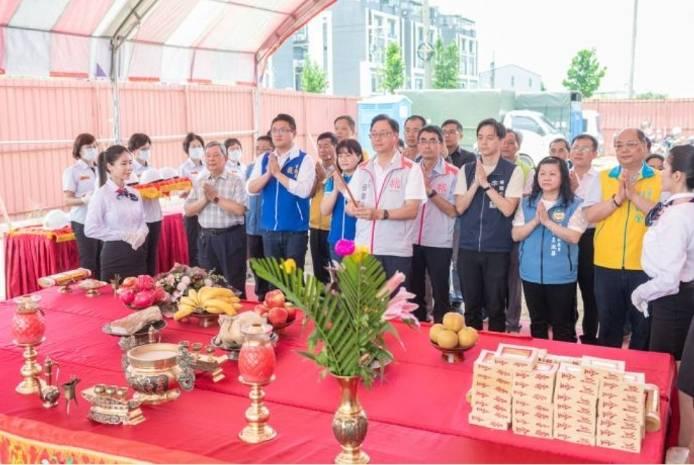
[12,295,46,395]
[238,322,277,444]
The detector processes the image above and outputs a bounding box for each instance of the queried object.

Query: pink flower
[334,239,355,257]
[383,288,419,326]
[376,272,406,298]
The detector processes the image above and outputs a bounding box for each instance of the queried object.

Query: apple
[153,287,167,303]
[264,290,286,309]
[121,277,138,288]
[285,303,297,321]
[254,303,269,316]
[268,307,288,326]
[117,288,135,306]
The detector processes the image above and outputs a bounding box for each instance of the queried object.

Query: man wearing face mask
[63,133,101,277]
[179,132,206,266]
[225,138,247,180]
[129,133,162,276]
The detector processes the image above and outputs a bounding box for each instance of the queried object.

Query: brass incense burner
[123,343,195,404]
[82,384,145,425]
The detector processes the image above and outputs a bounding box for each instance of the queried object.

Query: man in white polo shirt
[346,114,427,286]
[411,125,458,323]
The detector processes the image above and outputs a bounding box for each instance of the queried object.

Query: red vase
[12,296,45,345]
[238,323,276,384]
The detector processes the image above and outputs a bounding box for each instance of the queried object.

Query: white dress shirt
[85,179,148,243]
[178,158,206,180]
[632,193,694,308]
[226,160,247,181]
[246,145,316,198]
[133,159,163,223]
[62,159,97,224]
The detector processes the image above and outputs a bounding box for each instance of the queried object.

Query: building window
[529,78,533,87]
[415,78,423,89]
[511,75,515,87]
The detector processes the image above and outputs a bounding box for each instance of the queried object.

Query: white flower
[176,282,188,292]
[181,276,191,285]
[204,279,213,287]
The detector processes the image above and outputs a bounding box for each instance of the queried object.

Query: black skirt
[679,315,694,396]
[100,240,147,282]
[649,281,694,361]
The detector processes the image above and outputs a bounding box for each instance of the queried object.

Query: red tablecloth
[4,213,188,299]
[0,288,675,463]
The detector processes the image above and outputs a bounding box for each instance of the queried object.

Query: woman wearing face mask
[85,146,148,281]
[178,132,206,266]
[224,138,247,180]
[63,133,101,277]
[128,133,162,276]
[631,145,694,452]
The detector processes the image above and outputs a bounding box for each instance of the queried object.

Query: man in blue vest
[247,114,316,270]
[455,118,525,332]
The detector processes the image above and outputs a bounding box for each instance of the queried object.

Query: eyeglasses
[614,141,642,150]
[571,146,595,154]
[418,139,441,146]
[369,131,393,139]
[271,128,293,135]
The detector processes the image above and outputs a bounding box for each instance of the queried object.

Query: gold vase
[332,375,369,464]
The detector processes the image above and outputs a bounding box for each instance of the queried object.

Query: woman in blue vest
[320,139,363,261]
[512,156,588,342]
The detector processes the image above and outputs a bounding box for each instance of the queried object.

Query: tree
[562,48,606,98]
[380,42,404,94]
[432,39,460,89]
[301,59,328,94]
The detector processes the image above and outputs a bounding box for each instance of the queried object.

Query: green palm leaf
[251,255,394,386]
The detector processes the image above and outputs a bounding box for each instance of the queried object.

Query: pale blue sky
[432,0,694,96]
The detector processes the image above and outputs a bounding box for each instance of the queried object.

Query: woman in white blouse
[63,133,100,277]
[128,133,162,276]
[631,144,694,452]
[85,145,148,281]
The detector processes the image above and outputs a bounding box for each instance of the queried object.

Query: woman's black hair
[668,144,694,190]
[182,132,205,155]
[127,133,151,152]
[335,139,364,173]
[72,133,96,159]
[97,145,129,187]
[528,156,575,206]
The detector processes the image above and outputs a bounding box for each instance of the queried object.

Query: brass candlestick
[15,338,45,395]
[238,375,277,444]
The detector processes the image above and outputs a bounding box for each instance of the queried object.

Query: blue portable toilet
[357,95,412,155]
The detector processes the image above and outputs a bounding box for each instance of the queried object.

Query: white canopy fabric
[0,0,335,84]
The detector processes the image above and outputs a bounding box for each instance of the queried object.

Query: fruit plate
[78,279,109,297]
[430,341,473,364]
[210,332,279,360]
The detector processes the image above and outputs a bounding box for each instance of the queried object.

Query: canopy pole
[110,43,121,144]
[253,59,262,142]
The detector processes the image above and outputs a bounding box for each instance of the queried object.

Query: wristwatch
[427,189,437,198]
[382,209,390,220]
[212,196,220,204]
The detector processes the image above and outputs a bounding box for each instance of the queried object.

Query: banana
[188,288,198,303]
[203,298,236,315]
[174,304,196,320]
[180,296,199,308]
[198,286,235,302]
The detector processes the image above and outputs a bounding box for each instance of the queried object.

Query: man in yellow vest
[309,132,337,284]
[583,128,661,350]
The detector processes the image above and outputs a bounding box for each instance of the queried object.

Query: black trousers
[145,221,162,276]
[100,240,146,282]
[184,215,200,267]
[198,225,247,298]
[374,255,412,292]
[458,249,509,332]
[594,266,650,350]
[649,282,694,361]
[522,280,578,342]
[310,228,331,284]
[577,229,598,343]
[411,245,452,323]
[247,233,270,301]
[71,221,101,278]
